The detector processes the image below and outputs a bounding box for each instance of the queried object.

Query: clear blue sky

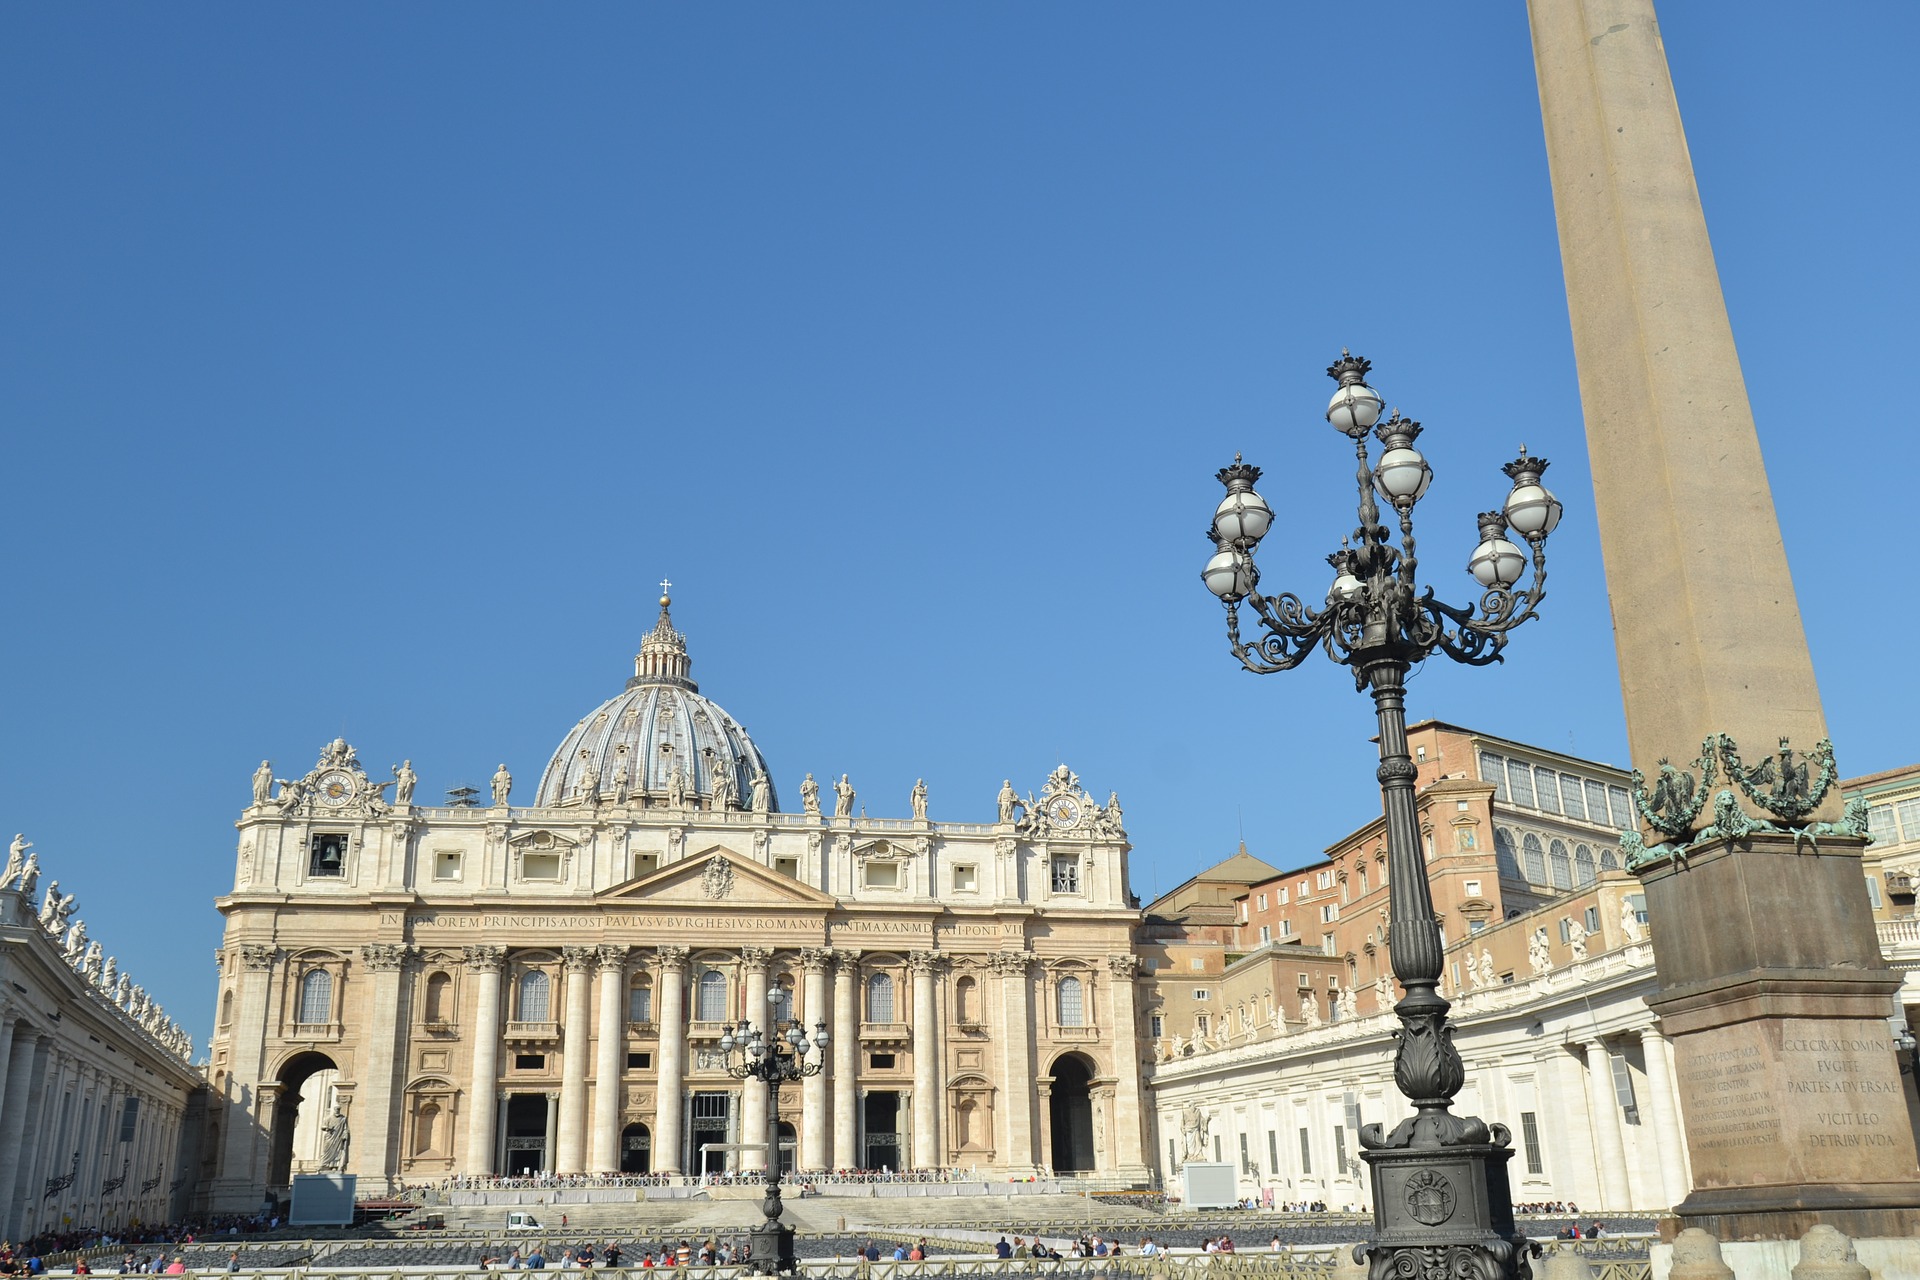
[2,3,1913,1050]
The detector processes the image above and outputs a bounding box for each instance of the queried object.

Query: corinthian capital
[987,950,1032,977]
[360,944,413,973]
[596,945,631,972]
[739,946,774,973]
[562,946,598,972]
[462,945,506,973]
[799,947,835,974]
[239,945,279,972]
[656,945,691,970]
[906,949,945,974]
[1107,954,1141,980]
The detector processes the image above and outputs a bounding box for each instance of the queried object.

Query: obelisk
[1526,0,1920,1239]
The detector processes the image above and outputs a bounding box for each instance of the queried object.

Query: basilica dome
[536,595,777,811]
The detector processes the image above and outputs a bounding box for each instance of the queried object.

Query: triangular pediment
[600,848,837,909]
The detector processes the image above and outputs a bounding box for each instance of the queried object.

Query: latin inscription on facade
[1675,1018,1913,1186]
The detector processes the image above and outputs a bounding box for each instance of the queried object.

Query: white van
[506,1212,542,1232]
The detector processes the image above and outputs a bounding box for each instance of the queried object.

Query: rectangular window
[1895,797,1920,841]
[1317,870,1335,890]
[521,853,562,880]
[1267,1130,1280,1176]
[1867,876,1884,909]
[308,833,347,878]
[1299,880,1310,897]
[1520,1111,1544,1174]
[1585,906,1601,932]
[1333,1125,1347,1173]
[631,851,659,879]
[693,1092,730,1120]
[1469,920,1485,934]
[1278,919,1293,936]
[514,1053,546,1071]
[1170,1138,1178,1170]
[1610,1052,1640,1123]
[434,851,462,881]
[865,861,899,889]
[1607,786,1633,830]
[1213,1135,1222,1162]
[869,1052,897,1069]
[1193,988,1210,1001]
[1627,893,1648,926]
[1535,771,1561,814]
[774,856,799,879]
[1463,879,1482,897]
[1870,804,1898,843]
[628,985,653,1023]
[952,865,978,892]
[1322,935,1337,955]
[1239,1132,1251,1173]
[1479,752,1507,802]
[119,1097,140,1144]
[626,1051,652,1070]
[1587,781,1612,826]
[1191,958,1205,970]
[1560,776,1587,821]
[1258,894,1268,911]
[1278,888,1289,905]
[1320,903,1338,923]
[1298,1128,1312,1175]
[1508,763,1536,809]
[1051,858,1080,893]
[1258,925,1272,944]
[1149,1015,1164,1038]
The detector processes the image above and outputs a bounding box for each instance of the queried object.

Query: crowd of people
[475,1238,755,1270]
[432,1167,971,1195]
[1513,1201,1580,1215]
[0,1211,285,1276]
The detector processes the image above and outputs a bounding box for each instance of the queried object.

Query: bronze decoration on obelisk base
[1527,0,1920,1239]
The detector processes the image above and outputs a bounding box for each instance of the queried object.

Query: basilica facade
[203,597,1147,1212]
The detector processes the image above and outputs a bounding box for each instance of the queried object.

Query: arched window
[696,970,729,1022]
[518,971,551,1022]
[1574,844,1596,887]
[298,970,332,1025]
[1494,829,1522,880]
[866,973,895,1023]
[1522,834,1547,884]
[954,975,978,1023]
[1549,839,1572,890]
[628,978,653,1024]
[220,989,234,1026]
[413,1101,441,1156]
[1599,847,1620,871]
[1057,975,1085,1027]
[423,971,452,1023]
[770,978,793,1025]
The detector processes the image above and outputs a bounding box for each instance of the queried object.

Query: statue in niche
[668,765,687,809]
[611,761,631,805]
[1620,899,1644,943]
[319,1108,351,1172]
[833,774,855,819]
[2,834,27,890]
[491,764,513,807]
[251,761,274,806]
[799,773,820,816]
[911,779,928,821]
[997,780,1024,824]
[18,853,39,901]
[711,760,737,810]
[751,772,772,814]
[1567,918,1589,962]
[392,761,417,807]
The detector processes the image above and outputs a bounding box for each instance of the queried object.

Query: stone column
[1639,1026,1689,1208]
[799,949,833,1172]
[0,1014,18,1139]
[0,1026,41,1238]
[463,947,506,1174]
[993,950,1036,1172]
[908,951,941,1170]
[652,947,689,1174]
[556,946,597,1174]
[1106,955,1147,1176]
[216,945,277,1204]
[831,951,859,1169]
[351,944,413,1181]
[590,946,630,1173]
[1581,1040,1631,1210]
[1526,0,1920,1234]
[739,948,772,1172]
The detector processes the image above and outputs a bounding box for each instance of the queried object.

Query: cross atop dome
[631,583,695,691]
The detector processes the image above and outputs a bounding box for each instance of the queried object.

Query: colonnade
[0,1006,190,1241]
[1574,1026,1689,1210]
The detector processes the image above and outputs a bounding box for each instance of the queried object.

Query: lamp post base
[1358,1141,1537,1280]
[748,1182,797,1275]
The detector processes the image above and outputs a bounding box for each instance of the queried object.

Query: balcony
[860,1022,911,1045]
[504,1020,560,1046]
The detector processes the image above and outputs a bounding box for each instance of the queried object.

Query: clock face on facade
[1046,795,1082,829]
[317,771,356,807]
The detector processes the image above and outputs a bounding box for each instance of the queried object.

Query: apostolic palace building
[201,596,1149,1211]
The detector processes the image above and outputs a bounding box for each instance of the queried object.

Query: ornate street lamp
[1202,352,1560,1280]
[716,1002,829,1276]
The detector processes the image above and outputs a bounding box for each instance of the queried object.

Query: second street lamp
[1201,352,1561,1280]
[716,1005,828,1276]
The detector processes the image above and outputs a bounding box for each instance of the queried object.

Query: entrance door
[862,1092,901,1171]
[776,1121,796,1176]
[621,1123,651,1174]
[1048,1055,1096,1172]
[505,1095,548,1175]
[692,1091,733,1174]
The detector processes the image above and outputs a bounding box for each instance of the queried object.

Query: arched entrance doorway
[1048,1053,1096,1173]
[267,1051,340,1188]
[621,1123,651,1174]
